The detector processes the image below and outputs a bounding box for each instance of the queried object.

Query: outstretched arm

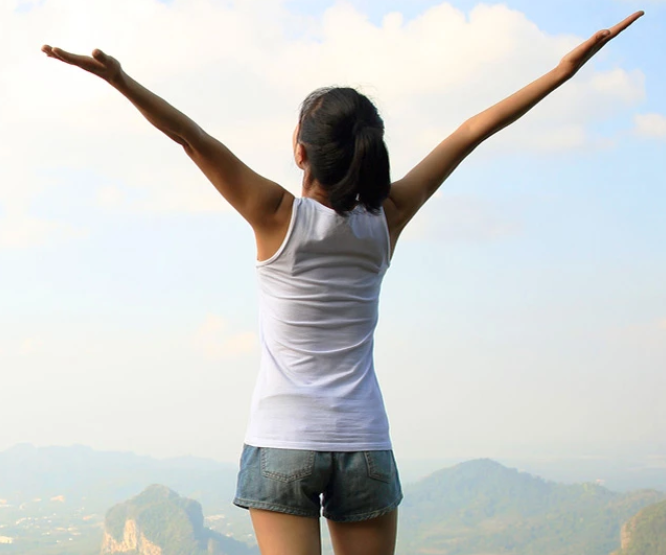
[383,11,644,246]
[41,46,292,236]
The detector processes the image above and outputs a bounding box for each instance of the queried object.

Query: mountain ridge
[612,499,666,555]
[102,485,257,555]
[399,458,665,555]
[2,445,666,555]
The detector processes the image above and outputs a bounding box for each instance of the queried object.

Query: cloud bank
[0,0,647,248]
[634,112,666,138]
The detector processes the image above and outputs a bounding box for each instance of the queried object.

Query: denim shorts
[233,445,402,522]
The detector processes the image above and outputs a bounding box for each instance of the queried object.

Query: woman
[42,10,643,555]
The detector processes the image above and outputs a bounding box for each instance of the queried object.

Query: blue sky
[0,0,664,465]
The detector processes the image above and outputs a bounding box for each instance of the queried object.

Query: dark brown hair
[298,87,391,215]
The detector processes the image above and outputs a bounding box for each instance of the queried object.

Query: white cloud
[191,314,257,361]
[634,113,666,139]
[0,0,646,247]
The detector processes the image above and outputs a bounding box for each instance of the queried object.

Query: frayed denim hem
[233,496,320,519]
[323,493,402,522]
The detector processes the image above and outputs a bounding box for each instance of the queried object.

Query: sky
[0,0,665,466]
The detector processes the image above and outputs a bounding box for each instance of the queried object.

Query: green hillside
[3,446,666,555]
[397,459,665,555]
[103,485,256,555]
[615,500,666,555]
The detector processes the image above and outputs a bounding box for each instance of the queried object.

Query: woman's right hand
[41,46,124,85]
[558,11,644,79]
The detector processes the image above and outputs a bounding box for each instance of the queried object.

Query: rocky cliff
[612,499,666,555]
[102,518,162,555]
[101,485,256,555]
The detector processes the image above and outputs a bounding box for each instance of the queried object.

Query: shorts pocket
[364,451,395,484]
[260,448,316,483]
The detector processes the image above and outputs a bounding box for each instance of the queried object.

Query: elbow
[459,118,485,145]
[175,123,206,150]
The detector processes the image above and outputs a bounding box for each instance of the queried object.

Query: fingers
[560,11,643,76]
[41,44,63,60]
[592,10,644,51]
[54,48,96,67]
[41,45,107,76]
[92,49,108,63]
[608,10,645,38]
[41,45,79,65]
[587,11,644,52]
[42,45,83,67]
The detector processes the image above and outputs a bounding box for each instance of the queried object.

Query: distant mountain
[102,485,257,555]
[398,459,665,555]
[613,500,666,555]
[0,443,238,513]
[4,446,666,555]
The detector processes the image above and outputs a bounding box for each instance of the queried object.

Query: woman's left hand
[41,46,124,86]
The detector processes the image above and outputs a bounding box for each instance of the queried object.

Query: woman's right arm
[41,46,293,238]
[383,11,644,250]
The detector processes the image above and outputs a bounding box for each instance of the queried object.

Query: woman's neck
[301,179,333,209]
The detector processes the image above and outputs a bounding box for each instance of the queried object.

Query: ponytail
[298,88,391,216]
[328,126,390,214]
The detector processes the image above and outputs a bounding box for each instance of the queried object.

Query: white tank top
[245,196,392,451]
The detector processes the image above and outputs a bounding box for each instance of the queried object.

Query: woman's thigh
[251,509,322,555]
[326,510,398,555]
